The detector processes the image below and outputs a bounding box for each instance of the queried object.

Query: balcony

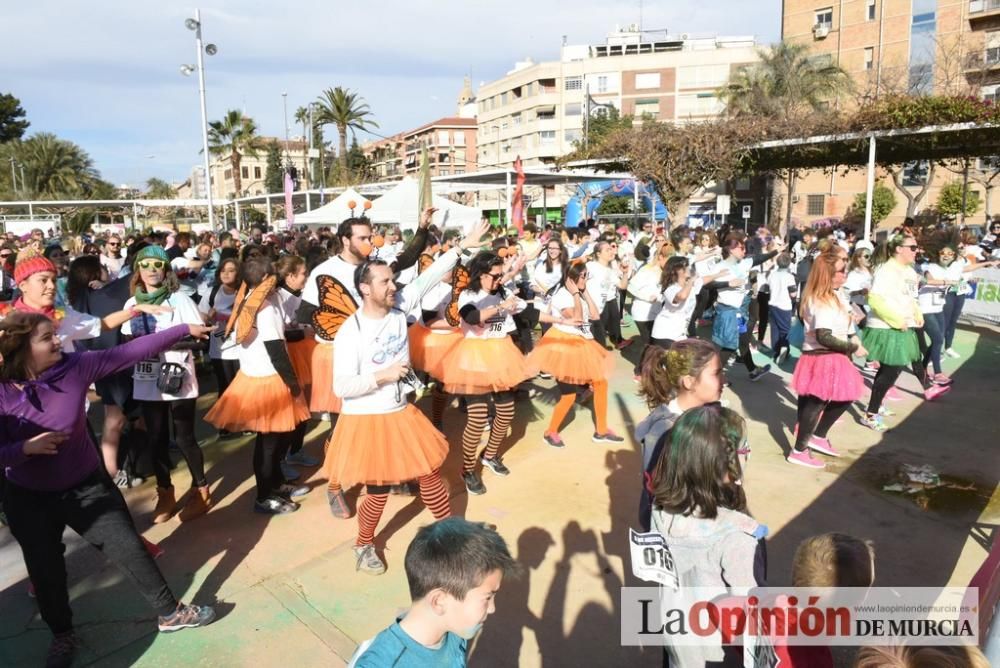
[969,0,1000,25]
[965,48,1000,74]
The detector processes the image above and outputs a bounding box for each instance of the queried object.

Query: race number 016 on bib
[134,358,159,381]
[629,528,680,591]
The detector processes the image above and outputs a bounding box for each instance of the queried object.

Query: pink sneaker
[787,449,825,469]
[923,384,951,401]
[142,536,165,560]
[885,387,904,401]
[806,436,840,458]
[931,373,953,386]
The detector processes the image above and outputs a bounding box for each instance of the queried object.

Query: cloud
[5,0,780,186]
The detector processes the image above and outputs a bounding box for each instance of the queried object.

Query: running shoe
[158,603,216,632]
[276,483,310,499]
[923,384,951,401]
[592,430,625,444]
[806,436,840,458]
[878,405,897,418]
[786,449,825,469]
[463,471,486,495]
[615,338,633,350]
[944,348,961,359]
[864,361,880,372]
[45,631,81,668]
[748,365,771,382]
[254,496,299,515]
[286,451,320,467]
[931,373,953,386]
[353,544,386,576]
[327,489,351,519]
[538,372,553,380]
[776,348,790,365]
[862,413,888,432]
[143,537,165,560]
[481,456,511,476]
[885,387,904,401]
[543,432,565,448]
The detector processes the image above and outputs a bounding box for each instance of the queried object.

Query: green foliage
[936,181,981,217]
[0,133,102,199]
[852,183,897,225]
[263,142,283,193]
[346,137,370,180]
[208,110,264,195]
[314,87,378,176]
[145,177,175,199]
[575,107,633,153]
[596,195,635,215]
[0,93,29,142]
[858,95,1000,129]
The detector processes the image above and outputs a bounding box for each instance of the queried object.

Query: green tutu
[862,327,920,367]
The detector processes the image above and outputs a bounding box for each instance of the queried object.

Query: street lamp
[180,9,218,231]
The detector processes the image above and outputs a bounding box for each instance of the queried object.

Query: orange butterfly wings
[444,265,470,327]
[224,275,278,344]
[311,275,359,341]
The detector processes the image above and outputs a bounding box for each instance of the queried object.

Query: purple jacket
[0,324,189,492]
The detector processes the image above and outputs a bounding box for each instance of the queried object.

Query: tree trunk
[232,149,242,197]
[338,125,348,179]
[781,168,797,239]
[889,163,936,219]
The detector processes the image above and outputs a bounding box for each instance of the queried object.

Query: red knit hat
[13,247,57,284]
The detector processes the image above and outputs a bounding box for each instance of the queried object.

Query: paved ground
[1,320,998,667]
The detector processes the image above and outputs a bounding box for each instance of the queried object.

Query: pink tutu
[791,352,865,402]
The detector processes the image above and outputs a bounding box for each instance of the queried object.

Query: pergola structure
[747,121,1000,239]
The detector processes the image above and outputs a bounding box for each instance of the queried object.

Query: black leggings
[288,420,308,456]
[254,431,293,501]
[210,358,240,398]
[794,396,852,451]
[867,361,929,414]
[140,398,206,490]
[633,320,654,375]
[4,470,177,634]
[720,331,758,373]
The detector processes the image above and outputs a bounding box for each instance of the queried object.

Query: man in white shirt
[100,235,126,281]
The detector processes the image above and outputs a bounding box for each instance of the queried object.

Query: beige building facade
[362,117,478,182]
[781,0,998,230]
[206,137,311,201]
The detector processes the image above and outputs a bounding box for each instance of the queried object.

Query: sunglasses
[137,260,166,270]
[486,272,503,280]
[860,252,872,259]
[0,253,12,259]
[900,244,919,250]
[107,242,121,247]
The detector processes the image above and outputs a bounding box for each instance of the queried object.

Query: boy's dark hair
[404,518,518,601]
[776,252,791,269]
[792,533,875,588]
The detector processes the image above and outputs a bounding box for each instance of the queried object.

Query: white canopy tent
[366,177,481,232]
[293,187,371,227]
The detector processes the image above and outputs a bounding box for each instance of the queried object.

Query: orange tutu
[528,328,614,385]
[287,335,317,386]
[205,371,310,433]
[310,342,342,414]
[439,336,537,395]
[322,405,448,487]
[408,324,463,380]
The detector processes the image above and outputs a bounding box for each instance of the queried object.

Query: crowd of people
[1,211,997,667]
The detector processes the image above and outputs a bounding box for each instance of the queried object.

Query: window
[455,169,465,175]
[815,7,833,28]
[984,84,1000,103]
[438,131,450,146]
[902,161,930,187]
[500,92,508,105]
[439,169,450,176]
[635,98,660,117]
[512,112,522,126]
[501,122,508,131]
[634,72,661,89]
[565,102,582,116]
[254,166,262,179]
[864,47,875,71]
[565,129,582,143]
[438,153,450,163]
[736,176,751,191]
[241,166,249,179]
[536,107,556,120]
[807,194,825,216]
[597,75,608,93]
[564,76,582,91]
[867,0,876,21]
[678,64,730,89]
[986,31,1000,64]
[539,130,556,143]
[224,169,232,180]
[453,132,466,146]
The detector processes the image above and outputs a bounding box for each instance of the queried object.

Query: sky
[3,0,781,188]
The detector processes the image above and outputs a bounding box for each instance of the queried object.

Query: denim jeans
[920,311,945,374]
[942,292,966,350]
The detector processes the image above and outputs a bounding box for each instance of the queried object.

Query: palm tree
[719,42,852,234]
[314,87,378,181]
[0,133,102,199]
[294,105,311,190]
[207,110,265,196]
[145,177,176,199]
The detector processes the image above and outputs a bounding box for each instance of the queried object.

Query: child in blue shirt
[349,518,517,667]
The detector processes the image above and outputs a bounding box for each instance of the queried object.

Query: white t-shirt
[548,287,594,339]
[844,268,872,306]
[801,292,855,352]
[197,284,238,359]
[585,261,617,305]
[236,295,286,377]
[100,253,125,281]
[627,263,664,322]
[651,277,703,342]
[457,290,522,339]
[121,292,202,401]
[917,263,948,314]
[766,269,796,311]
[56,307,102,353]
[714,259,753,308]
[693,249,721,277]
[532,260,563,296]
[333,310,412,415]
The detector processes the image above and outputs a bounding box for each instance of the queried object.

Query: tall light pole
[9,158,18,196]
[181,9,218,231]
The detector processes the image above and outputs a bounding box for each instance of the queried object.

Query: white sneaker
[944,348,961,359]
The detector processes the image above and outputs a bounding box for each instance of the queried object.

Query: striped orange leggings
[356,469,450,546]
[461,391,516,473]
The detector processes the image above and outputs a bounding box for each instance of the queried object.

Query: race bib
[134,358,160,381]
[629,529,680,591]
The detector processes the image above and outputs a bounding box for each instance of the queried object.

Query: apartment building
[206,137,311,201]
[362,117,478,182]
[782,0,997,228]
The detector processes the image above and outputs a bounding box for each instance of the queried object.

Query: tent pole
[863,135,876,241]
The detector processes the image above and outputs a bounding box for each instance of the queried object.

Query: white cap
[855,239,874,252]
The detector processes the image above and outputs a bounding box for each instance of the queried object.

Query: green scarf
[135,285,170,306]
